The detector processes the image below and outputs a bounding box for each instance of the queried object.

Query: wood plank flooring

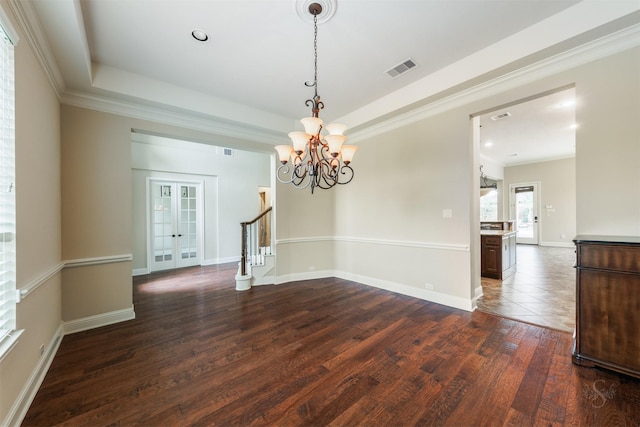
[23,264,640,426]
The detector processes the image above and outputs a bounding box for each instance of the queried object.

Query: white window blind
[0,21,16,345]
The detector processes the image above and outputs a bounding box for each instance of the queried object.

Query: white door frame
[146,178,204,272]
[509,181,541,245]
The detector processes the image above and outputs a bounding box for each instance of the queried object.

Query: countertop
[481,230,517,237]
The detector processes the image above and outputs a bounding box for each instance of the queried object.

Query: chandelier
[275,2,358,193]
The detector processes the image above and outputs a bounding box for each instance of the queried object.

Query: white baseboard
[472,285,484,310]
[273,270,474,312]
[274,270,333,285]
[3,324,64,427]
[335,271,474,312]
[64,306,136,335]
[202,256,240,266]
[134,257,241,275]
[539,241,575,248]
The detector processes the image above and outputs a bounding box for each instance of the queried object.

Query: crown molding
[61,90,287,146]
[347,24,640,144]
[8,0,65,97]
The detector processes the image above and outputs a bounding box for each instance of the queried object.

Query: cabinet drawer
[482,236,501,246]
[579,244,640,273]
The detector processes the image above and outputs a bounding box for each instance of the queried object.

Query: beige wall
[505,157,576,246]
[274,176,336,278]
[60,106,134,322]
[333,110,475,305]
[575,48,640,235]
[0,0,62,422]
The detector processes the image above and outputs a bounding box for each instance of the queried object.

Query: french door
[510,182,539,245]
[149,180,202,272]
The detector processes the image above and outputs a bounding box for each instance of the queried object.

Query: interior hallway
[476,245,576,332]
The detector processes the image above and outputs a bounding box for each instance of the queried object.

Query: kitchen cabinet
[481,231,517,280]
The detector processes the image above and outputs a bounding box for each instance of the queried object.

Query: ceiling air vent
[490,112,511,121]
[223,148,233,156]
[385,58,417,78]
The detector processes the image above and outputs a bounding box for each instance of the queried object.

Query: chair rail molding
[18,254,133,301]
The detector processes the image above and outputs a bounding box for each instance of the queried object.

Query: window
[0,12,17,358]
[480,190,498,221]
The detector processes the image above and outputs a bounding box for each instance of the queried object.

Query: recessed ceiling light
[570,123,578,130]
[191,29,209,42]
[556,100,576,109]
[484,141,493,147]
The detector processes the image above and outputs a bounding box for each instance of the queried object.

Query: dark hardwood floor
[23,264,639,426]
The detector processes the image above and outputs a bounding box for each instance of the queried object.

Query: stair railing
[240,206,273,276]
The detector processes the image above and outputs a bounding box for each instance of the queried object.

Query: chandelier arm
[314,158,339,189]
[276,163,298,184]
[276,162,310,187]
[336,165,355,185]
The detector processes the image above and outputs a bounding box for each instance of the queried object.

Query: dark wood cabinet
[572,235,640,379]
[482,235,501,277]
[481,232,516,280]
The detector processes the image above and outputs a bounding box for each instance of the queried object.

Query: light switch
[442,209,452,218]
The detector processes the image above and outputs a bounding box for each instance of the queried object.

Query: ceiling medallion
[295,0,337,24]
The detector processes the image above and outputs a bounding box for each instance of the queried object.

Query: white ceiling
[479,87,576,167]
[19,0,640,161]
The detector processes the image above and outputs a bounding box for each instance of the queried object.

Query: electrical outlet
[39,344,45,356]
[308,265,316,271]
[424,283,434,290]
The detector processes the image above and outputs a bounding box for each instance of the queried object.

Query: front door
[149,180,202,272]
[511,183,539,245]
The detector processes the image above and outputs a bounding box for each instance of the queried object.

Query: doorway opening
[474,86,577,331]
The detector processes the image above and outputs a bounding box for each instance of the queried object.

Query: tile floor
[476,244,576,332]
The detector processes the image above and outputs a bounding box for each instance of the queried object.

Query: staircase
[235,206,275,290]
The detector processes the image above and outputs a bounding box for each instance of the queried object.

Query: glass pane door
[512,184,538,245]
[178,185,200,267]
[151,183,176,271]
[149,181,201,272]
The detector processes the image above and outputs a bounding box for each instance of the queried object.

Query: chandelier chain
[313,12,318,97]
